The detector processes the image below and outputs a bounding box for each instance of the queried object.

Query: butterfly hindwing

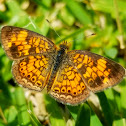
[49,62,90,105]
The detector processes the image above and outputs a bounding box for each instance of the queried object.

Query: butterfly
[1,26,125,105]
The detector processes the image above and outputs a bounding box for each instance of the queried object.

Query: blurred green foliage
[0,0,126,126]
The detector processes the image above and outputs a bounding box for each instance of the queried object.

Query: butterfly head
[59,41,69,51]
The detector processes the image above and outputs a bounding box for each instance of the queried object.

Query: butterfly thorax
[47,42,68,92]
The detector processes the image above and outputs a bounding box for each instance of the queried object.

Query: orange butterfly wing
[68,50,125,92]
[1,26,56,60]
[49,62,90,105]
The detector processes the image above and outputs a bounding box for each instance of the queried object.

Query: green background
[0,0,126,126]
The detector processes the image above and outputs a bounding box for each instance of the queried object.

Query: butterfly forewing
[1,26,56,60]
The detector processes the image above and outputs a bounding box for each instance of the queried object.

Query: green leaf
[28,110,42,126]
[59,7,75,26]
[56,27,86,44]
[97,92,113,126]
[64,0,92,25]
[4,106,18,124]
[90,110,103,126]
[104,47,118,59]
[14,87,32,125]
[113,118,124,126]
[67,105,80,121]
[120,79,126,117]
[44,94,66,126]
[75,104,90,126]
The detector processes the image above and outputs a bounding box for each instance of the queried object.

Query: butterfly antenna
[46,19,62,40]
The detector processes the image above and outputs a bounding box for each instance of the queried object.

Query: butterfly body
[47,43,67,92]
[1,26,125,105]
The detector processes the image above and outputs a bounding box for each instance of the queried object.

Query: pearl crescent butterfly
[1,26,125,105]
